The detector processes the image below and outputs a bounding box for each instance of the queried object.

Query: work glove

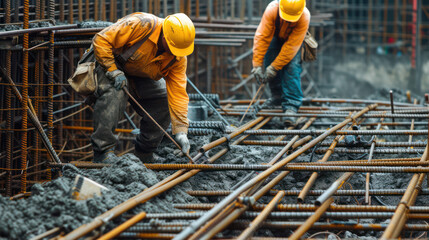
[264,65,278,82]
[175,132,190,154]
[251,66,265,85]
[106,69,127,90]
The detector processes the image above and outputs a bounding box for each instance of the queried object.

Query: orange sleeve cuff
[107,65,118,72]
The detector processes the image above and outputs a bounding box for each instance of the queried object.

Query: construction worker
[252,0,310,126]
[90,13,195,162]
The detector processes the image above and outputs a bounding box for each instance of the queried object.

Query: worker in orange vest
[252,0,310,126]
[90,13,195,162]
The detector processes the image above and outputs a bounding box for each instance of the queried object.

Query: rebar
[186,188,429,197]
[21,0,30,193]
[231,129,429,136]
[189,121,225,131]
[240,140,427,148]
[173,203,429,213]
[188,93,220,106]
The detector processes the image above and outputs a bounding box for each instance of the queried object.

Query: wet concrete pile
[0,152,198,239]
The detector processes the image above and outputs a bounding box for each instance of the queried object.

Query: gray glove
[264,65,278,82]
[106,69,127,90]
[251,66,265,84]
[175,132,190,154]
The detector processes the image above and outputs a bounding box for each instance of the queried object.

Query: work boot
[93,148,117,163]
[284,109,298,127]
[134,149,160,163]
[259,97,281,109]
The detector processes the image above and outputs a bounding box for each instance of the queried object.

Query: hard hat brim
[167,40,194,57]
[279,10,302,22]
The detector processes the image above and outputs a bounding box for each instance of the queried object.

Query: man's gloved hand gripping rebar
[251,66,265,85]
[175,132,190,154]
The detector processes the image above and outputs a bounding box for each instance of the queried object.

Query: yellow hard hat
[163,13,195,57]
[279,0,306,22]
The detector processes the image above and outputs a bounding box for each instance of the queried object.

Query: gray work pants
[91,66,170,154]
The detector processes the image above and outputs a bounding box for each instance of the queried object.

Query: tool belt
[301,31,318,62]
[67,48,98,96]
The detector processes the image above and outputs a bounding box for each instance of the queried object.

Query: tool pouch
[301,31,318,62]
[67,48,98,96]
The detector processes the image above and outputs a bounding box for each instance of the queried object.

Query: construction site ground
[1,88,428,240]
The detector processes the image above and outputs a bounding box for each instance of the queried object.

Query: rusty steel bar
[47,30,55,149]
[119,233,175,239]
[240,140,427,148]
[124,221,429,234]
[29,227,61,240]
[366,116,385,204]
[174,203,429,213]
[225,108,429,114]
[145,211,400,220]
[219,98,420,107]
[125,222,429,233]
[0,24,78,38]
[236,191,285,240]
[20,0,30,193]
[295,157,422,164]
[289,197,334,240]
[381,144,428,239]
[224,111,428,119]
[314,148,424,154]
[99,212,146,240]
[140,212,429,221]
[174,104,378,240]
[313,121,429,127]
[144,163,429,173]
[49,162,110,169]
[290,161,429,167]
[229,129,429,136]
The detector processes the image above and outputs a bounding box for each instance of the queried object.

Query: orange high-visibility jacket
[93,13,189,134]
[253,1,310,70]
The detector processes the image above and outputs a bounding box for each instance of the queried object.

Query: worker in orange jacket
[90,13,195,162]
[252,0,310,126]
